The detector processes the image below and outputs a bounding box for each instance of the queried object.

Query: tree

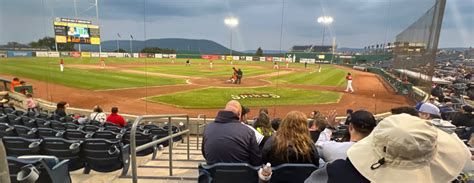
[141,47,176,54]
[255,47,263,56]
[28,37,75,51]
[112,49,127,53]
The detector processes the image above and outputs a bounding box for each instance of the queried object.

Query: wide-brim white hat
[347,114,470,183]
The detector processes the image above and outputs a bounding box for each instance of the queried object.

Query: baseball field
[0,57,413,117]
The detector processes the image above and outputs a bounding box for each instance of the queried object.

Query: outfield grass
[0,58,184,90]
[146,86,342,108]
[134,64,273,77]
[268,65,348,86]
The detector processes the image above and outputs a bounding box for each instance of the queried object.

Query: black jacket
[305,158,369,183]
[202,110,262,166]
[262,136,319,167]
[452,113,474,127]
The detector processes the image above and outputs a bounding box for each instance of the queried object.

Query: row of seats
[198,163,317,183]
[2,136,130,174]
[8,155,71,183]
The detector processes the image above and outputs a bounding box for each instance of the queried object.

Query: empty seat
[104,125,125,133]
[88,120,102,126]
[40,137,84,171]
[92,130,123,140]
[163,125,183,142]
[122,130,156,156]
[25,111,36,118]
[65,122,83,130]
[35,119,51,128]
[3,107,15,114]
[148,127,170,147]
[0,114,7,123]
[50,120,66,131]
[12,110,25,116]
[37,128,64,138]
[50,114,61,121]
[82,125,103,132]
[2,136,42,156]
[14,125,38,139]
[60,116,75,122]
[7,155,71,183]
[270,164,318,183]
[64,129,93,141]
[104,122,120,127]
[198,163,259,183]
[21,116,36,128]
[0,123,16,138]
[82,138,130,176]
[7,114,22,126]
[36,113,49,119]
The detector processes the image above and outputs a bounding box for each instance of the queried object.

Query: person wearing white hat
[417,102,441,120]
[305,114,471,183]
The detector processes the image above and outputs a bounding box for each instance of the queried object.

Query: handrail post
[196,119,200,150]
[130,116,143,183]
[168,117,173,176]
[186,116,190,160]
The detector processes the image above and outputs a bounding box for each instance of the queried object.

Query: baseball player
[59,58,65,72]
[100,57,106,69]
[345,72,354,93]
[209,60,213,69]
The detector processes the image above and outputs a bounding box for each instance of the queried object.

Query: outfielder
[59,58,64,72]
[345,72,354,93]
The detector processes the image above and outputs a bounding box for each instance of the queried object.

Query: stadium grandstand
[1,0,473,182]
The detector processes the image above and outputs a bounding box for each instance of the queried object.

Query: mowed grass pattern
[268,65,348,86]
[0,58,184,90]
[134,64,273,77]
[147,87,342,108]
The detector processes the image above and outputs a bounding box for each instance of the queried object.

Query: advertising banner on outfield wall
[273,57,281,62]
[201,55,220,60]
[107,52,124,58]
[70,52,81,58]
[133,53,139,58]
[162,54,169,58]
[155,54,163,58]
[91,52,100,57]
[0,51,6,58]
[7,51,33,57]
[81,52,91,58]
[239,56,246,61]
[300,58,316,63]
[252,56,259,61]
[265,57,273,62]
[139,53,147,58]
[225,56,233,60]
[60,52,70,57]
[233,56,240,60]
[246,56,253,61]
[260,57,266,61]
[36,52,49,57]
[169,54,177,59]
[48,52,60,58]
[124,53,131,58]
[100,52,109,58]
[147,54,154,58]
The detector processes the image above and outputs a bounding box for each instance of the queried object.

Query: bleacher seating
[2,136,42,156]
[0,123,15,137]
[7,114,22,126]
[35,118,51,128]
[122,130,157,157]
[50,120,66,131]
[0,114,7,123]
[92,130,123,140]
[198,163,260,183]
[7,156,71,183]
[270,164,318,183]
[37,128,64,138]
[14,125,38,139]
[82,138,130,175]
[63,129,93,140]
[40,138,83,171]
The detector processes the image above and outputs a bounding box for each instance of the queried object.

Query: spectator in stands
[241,105,264,145]
[309,110,324,119]
[431,83,445,102]
[305,114,471,183]
[10,77,20,92]
[254,112,273,139]
[262,111,319,166]
[106,107,127,127]
[25,93,38,114]
[54,101,68,117]
[202,100,261,165]
[271,118,281,131]
[452,105,474,127]
[308,116,326,143]
[90,105,107,124]
[7,102,15,111]
[344,109,353,125]
[390,106,418,117]
[0,141,9,183]
[316,110,376,163]
[416,102,441,120]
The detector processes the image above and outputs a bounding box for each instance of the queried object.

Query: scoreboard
[54,18,100,45]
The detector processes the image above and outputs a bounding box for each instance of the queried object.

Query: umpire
[237,69,243,84]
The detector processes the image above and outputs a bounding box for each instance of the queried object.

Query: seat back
[36,113,49,119]
[60,116,75,123]
[82,125,102,132]
[7,114,23,126]
[25,111,36,118]
[64,129,92,140]
[50,121,66,131]
[14,125,38,139]
[65,123,82,130]
[122,130,155,156]
[92,130,122,140]
[8,156,72,183]
[270,164,318,183]
[21,116,36,128]
[0,114,7,123]
[37,128,64,138]
[148,128,169,147]
[3,107,15,114]
[2,136,42,156]
[12,110,25,116]
[104,125,123,133]
[0,123,16,138]
[82,138,129,173]
[35,119,51,128]
[40,138,84,171]
[198,163,259,183]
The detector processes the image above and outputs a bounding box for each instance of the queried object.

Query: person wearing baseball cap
[416,102,441,120]
[316,110,377,163]
[305,114,471,183]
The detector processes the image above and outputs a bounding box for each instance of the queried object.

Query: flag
[117,33,121,38]
[130,34,134,39]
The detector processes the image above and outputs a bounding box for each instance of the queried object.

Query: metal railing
[196,114,208,150]
[130,114,190,183]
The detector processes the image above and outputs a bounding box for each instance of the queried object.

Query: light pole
[116,33,121,53]
[224,17,239,57]
[130,34,134,57]
[317,16,333,46]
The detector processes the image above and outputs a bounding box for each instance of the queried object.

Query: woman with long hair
[254,112,274,148]
[262,111,319,166]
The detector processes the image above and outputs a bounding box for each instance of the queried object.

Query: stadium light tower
[224,17,239,57]
[317,16,333,46]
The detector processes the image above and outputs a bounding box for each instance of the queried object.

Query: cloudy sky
[0,0,472,51]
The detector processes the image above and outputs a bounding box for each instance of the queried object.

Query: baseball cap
[347,114,470,183]
[346,110,376,130]
[241,105,250,117]
[417,102,440,116]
